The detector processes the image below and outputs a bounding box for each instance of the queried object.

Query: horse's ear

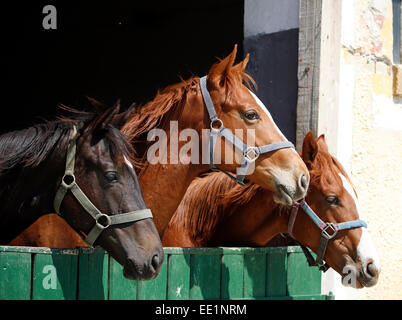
[316,134,329,152]
[302,131,318,167]
[207,44,238,88]
[232,53,250,73]
[84,103,121,138]
[111,102,136,129]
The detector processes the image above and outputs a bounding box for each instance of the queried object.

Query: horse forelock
[309,147,350,194]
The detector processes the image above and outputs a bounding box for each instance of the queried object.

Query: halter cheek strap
[287,199,367,272]
[199,76,294,186]
[54,125,153,247]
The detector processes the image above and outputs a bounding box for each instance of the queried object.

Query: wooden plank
[78,248,109,300]
[32,252,78,300]
[0,252,31,300]
[0,246,325,300]
[221,254,244,299]
[266,250,288,297]
[243,253,267,298]
[296,0,321,151]
[167,253,191,300]
[137,257,168,300]
[108,258,137,300]
[287,251,322,296]
[296,0,342,153]
[190,254,221,299]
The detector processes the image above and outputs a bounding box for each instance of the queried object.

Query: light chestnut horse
[162,132,380,288]
[9,45,309,246]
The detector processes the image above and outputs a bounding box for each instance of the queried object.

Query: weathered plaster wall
[334,0,402,299]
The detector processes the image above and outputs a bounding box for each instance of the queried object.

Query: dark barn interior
[0,0,244,134]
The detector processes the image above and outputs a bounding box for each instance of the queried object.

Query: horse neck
[209,188,289,246]
[0,131,69,244]
[138,85,210,236]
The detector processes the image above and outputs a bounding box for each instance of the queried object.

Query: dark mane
[0,106,133,195]
[0,121,74,176]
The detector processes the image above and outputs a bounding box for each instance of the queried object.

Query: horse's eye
[325,195,340,206]
[105,171,118,183]
[244,110,260,121]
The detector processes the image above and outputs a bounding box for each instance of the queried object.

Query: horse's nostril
[150,252,161,272]
[366,262,378,278]
[299,174,309,191]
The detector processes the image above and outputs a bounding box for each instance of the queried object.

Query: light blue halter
[288,199,367,272]
[199,76,294,186]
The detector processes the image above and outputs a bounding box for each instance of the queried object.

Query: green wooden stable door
[0,246,332,300]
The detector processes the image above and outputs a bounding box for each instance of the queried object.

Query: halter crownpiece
[287,199,367,272]
[53,124,153,247]
[199,76,294,185]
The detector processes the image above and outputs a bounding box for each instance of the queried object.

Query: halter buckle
[322,223,338,240]
[61,172,76,189]
[244,146,260,162]
[210,118,224,132]
[95,213,112,230]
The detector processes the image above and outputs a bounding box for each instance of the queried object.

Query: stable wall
[327,0,402,300]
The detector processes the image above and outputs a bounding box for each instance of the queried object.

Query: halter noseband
[53,125,153,247]
[287,199,367,272]
[199,76,294,186]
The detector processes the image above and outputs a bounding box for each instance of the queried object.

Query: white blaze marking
[248,89,298,154]
[339,173,380,270]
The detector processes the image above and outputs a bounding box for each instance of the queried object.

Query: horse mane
[168,172,261,245]
[0,105,133,195]
[0,121,73,175]
[121,77,200,165]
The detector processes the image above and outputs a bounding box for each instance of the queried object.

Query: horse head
[294,131,380,288]
[202,45,309,205]
[58,104,163,280]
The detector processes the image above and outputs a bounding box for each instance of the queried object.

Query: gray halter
[54,125,153,247]
[200,76,294,185]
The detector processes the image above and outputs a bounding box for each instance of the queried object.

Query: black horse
[0,103,163,280]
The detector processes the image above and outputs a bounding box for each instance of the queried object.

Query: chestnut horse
[162,132,380,288]
[9,45,309,247]
[1,105,163,280]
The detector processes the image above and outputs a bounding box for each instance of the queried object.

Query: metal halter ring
[61,173,76,189]
[210,118,224,131]
[322,223,338,240]
[95,213,112,230]
[244,146,260,162]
